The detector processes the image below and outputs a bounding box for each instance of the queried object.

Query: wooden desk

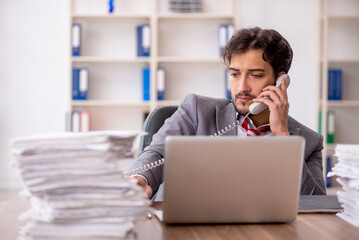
[1,200,358,240]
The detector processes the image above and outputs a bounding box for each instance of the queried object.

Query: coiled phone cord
[123,112,250,177]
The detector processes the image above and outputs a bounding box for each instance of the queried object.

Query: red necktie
[241,118,271,136]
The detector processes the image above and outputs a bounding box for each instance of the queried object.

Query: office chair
[137,105,177,201]
[139,105,178,153]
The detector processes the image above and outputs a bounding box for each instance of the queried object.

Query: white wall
[0,0,319,189]
[237,0,320,129]
[0,0,69,189]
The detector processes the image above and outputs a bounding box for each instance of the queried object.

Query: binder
[226,24,235,43]
[157,67,165,100]
[108,0,114,13]
[326,155,332,188]
[328,68,342,100]
[218,24,235,56]
[80,110,90,132]
[143,67,150,101]
[72,23,81,56]
[225,69,231,100]
[218,24,227,56]
[335,69,342,100]
[137,24,150,57]
[71,111,80,132]
[65,112,72,132]
[327,110,335,144]
[72,67,89,100]
[328,69,335,100]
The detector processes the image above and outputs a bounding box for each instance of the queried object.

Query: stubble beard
[232,92,256,115]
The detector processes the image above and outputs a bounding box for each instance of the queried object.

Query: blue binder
[157,67,165,100]
[143,67,150,101]
[326,155,332,188]
[335,69,342,100]
[225,68,231,100]
[328,68,343,100]
[72,23,81,56]
[137,24,150,57]
[72,67,88,100]
[218,24,235,56]
[218,24,227,56]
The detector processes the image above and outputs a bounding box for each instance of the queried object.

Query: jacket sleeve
[300,134,327,195]
[129,94,199,195]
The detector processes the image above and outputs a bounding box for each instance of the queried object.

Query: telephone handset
[249,74,290,115]
[125,74,290,177]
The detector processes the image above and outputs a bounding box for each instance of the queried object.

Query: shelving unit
[69,0,236,131]
[319,0,359,189]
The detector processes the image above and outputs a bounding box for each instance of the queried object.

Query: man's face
[229,49,276,115]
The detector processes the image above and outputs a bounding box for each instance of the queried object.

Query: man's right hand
[130,176,153,199]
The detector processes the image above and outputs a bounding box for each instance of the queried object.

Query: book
[142,67,150,101]
[72,67,89,100]
[71,23,81,56]
[137,24,150,57]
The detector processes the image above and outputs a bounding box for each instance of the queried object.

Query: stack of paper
[328,144,359,228]
[11,131,151,240]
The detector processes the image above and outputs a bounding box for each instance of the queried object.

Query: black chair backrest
[139,106,178,153]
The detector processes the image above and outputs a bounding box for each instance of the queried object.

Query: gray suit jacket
[133,94,326,201]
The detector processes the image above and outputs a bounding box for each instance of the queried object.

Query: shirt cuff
[132,174,149,185]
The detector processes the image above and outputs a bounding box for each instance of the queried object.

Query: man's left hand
[252,77,290,136]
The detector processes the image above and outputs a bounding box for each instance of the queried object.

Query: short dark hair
[222,27,293,75]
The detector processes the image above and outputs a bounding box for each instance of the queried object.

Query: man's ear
[276,71,285,78]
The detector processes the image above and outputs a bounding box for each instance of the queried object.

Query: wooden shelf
[327,100,359,107]
[157,56,223,63]
[328,15,359,20]
[71,100,151,107]
[322,58,359,64]
[71,14,150,20]
[325,144,336,151]
[69,0,236,131]
[157,13,234,19]
[71,57,150,63]
[326,186,342,196]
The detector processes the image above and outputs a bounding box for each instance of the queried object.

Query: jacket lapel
[288,117,301,136]
[216,103,237,136]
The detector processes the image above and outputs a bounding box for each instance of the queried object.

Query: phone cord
[123,112,250,177]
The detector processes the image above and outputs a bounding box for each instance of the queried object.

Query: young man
[131,27,326,200]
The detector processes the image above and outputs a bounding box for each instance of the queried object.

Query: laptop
[162,136,305,224]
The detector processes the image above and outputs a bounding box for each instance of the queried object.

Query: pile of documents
[328,144,359,228]
[11,131,151,240]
